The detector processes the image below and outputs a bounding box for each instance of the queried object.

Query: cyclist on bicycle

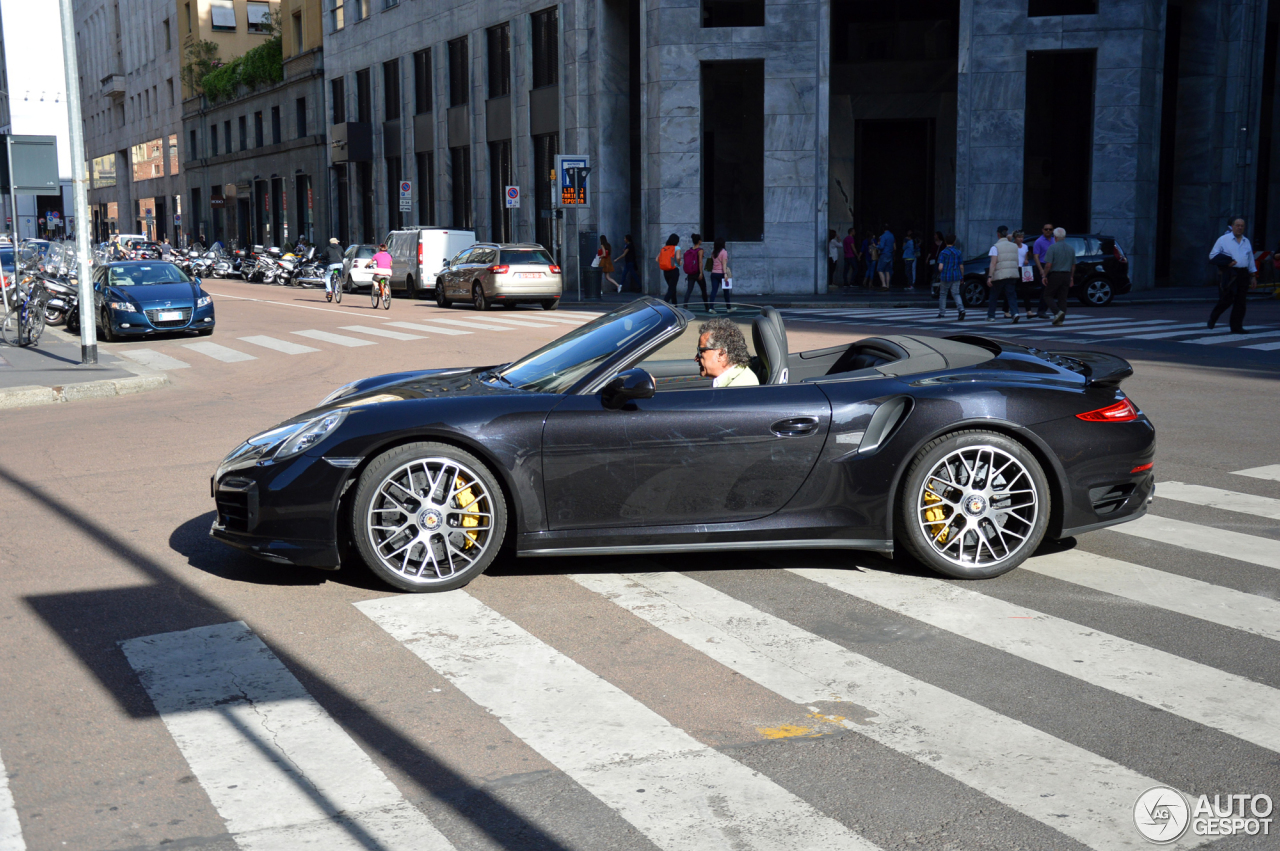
[367,243,393,304]
[324,237,345,299]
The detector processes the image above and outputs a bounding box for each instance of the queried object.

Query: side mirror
[194,277,202,288]
[601,368,656,410]
[443,257,450,268]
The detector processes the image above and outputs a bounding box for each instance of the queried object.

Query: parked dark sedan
[940,234,1131,308]
[75,261,216,340]
[211,298,1154,592]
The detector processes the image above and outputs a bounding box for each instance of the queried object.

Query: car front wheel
[1078,276,1114,307]
[436,279,450,308]
[352,442,508,592]
[897,430,1049,579]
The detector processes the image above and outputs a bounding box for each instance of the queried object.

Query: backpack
[683,246,702,274]
[658,245,677,271]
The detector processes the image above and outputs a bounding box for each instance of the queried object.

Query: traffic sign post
[505,185,520,208]
[553,155,591,209]
[399,181,413,213]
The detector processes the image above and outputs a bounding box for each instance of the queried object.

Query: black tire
[961,278,988,308]
[472,282,490,311]
[1078,276,1114,307]
[541,299,559,310]
[43,305,66,326]
[896,430,1050,580]
[436,279,450,308]
[99,308,116,343]
[335,275,343,304]
[66,309,80,335]
[351,441,509,592]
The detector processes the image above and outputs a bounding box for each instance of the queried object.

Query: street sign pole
[58,0,98,364]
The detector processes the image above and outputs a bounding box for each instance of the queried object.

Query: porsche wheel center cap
[964,495,987,516]
[418,508,444,530]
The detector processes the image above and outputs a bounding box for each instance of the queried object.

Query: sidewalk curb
[0,373,170,411]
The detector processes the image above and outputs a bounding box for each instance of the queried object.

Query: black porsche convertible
[211,298,1154,591]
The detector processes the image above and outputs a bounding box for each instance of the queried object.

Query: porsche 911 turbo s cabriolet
[210,298,1154,592]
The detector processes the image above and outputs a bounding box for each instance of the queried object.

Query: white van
[383,228,476,298]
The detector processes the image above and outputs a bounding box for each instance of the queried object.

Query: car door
[541,383,833,530]
[448,248,476,297]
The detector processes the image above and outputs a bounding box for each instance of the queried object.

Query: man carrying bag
[1208,217,1257,334]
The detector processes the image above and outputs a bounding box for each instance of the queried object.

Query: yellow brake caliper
[455,476,481,548]
[923,489,950,543]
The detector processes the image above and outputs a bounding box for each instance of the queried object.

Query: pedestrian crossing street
[780,308,1280,352]
[108,311,600,373]
[4,466,1279,850]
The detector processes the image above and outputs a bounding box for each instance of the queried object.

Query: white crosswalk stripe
[292,329,378,347]
[1242,339,1280,351]
[356,592,886,851]
[416,317,514,331]
[118,348,192,370]
[182,341,258,362]
[120,622,456,851]
[571,571,1199,851]
[1022,549,1280,643]
[1109,514,1280,570]
[339,325,428,340]
[463,315,559,329]
[1233,463,1280,482]
[1157,481,1280,520]
[1184,329,1280,344]
[238,335,320,355]
[518,312,597,324]
[0,745,23,851]
[1123,325,1229,339]
[789,566,1280,755]
[384,321,471,336]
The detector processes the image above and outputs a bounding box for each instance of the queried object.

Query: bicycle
[370,271,391,310]
[326,264,343,304]
[1,277,47,348]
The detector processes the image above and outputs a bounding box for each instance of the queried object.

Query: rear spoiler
[1058,350,1133,388]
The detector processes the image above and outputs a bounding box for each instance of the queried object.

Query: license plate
[157,311,183,321]
[516,272,541,279]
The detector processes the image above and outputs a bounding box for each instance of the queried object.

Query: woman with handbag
[596,236,618,292]
[682,233,709,311]
[709,238,731,309]
[656,233,681,303]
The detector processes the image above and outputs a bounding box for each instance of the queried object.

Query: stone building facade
[320,0,1280,294]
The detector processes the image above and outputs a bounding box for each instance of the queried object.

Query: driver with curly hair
[695,317,759,387]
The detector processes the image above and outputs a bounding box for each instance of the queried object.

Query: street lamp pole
[57,0,99,364]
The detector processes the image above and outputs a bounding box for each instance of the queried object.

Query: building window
[293,11,303,52]
[331,77,346,123]
[386,155,402,230]
[1023,50,1095,232]
[247,2,272,33]
[271,106,281,144]
[210,0,236,32]
[384,0,398,8]
[163,19,171,50]
[702,0,764,28]
[533,132,558,250]
[414,49,432,114]
[239,115,247,150]
[451,146,472,228]
[254,111,264,146]
[222,120,231,152]
[331,0,344,32]
[1028,0,1097,15]
[416,151,435,225]
[488,23,511,99]
[448,38,468,107]
[701,60,764,242]
[185,2,192,33]
[356,68,372,122]
[383,59,400,121]
[169,134,179,175]
[353,0,370,22]
[531,8,558,88]
[211,124,219,156]
[296,97,307,137]
[189,129,198,159]
[167,78,175,106]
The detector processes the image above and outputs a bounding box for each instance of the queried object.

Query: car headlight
[319,381,360,407]
[109,301,136,312]
[217,410,348,476]
[197,295,212,307]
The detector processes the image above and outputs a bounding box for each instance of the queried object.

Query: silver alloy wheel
[1086,278,1112,305]
[916,445,1038,567]
[365,456,497,586]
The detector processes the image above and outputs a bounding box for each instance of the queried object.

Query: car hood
[316,366,522,412]
[109,281,200,307]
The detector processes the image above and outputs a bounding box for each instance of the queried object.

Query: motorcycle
[292,247,328,288]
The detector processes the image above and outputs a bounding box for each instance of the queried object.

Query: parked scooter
[291,247,328,288]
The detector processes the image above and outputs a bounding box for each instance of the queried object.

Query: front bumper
[110,302,215,334]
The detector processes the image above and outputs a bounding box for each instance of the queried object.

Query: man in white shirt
[695,317,760,387]
[1208,217,1257,334]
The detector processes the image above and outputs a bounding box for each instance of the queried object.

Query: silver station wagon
[434,243,563,311]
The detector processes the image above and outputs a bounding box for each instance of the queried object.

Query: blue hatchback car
[88,261,216,341]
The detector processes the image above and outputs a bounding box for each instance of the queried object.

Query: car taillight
[488,265,509,274]
[1076,398,1139,422]
[418,242,422,266]
[1131,463,1153,473]
[549,265,561,274]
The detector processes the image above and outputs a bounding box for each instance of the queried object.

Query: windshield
[108,263,192,286]
[500,249,554,265]
[497,301,667,393]
[353,246,375,259]
[0,249,12,271]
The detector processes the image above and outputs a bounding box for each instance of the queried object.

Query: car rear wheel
[1078,275,1114,307]
[897,430,1049,579]
[961,278,988,308]
[352,442,508,592]
[436,279,451,308]
[472,283,490,311]
[541,299,559,310]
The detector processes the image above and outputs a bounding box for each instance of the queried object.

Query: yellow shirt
[713,364,760,387]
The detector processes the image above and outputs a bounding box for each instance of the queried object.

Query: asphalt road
[1,280,1278,851]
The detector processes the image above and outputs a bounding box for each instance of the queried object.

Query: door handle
[771,416,820,437]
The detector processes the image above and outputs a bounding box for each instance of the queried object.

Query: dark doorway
[702,60,765,242]
[1023,50,1095,234]
[451,146,472,229]
[533,132,558,253]
[237,197,251,246]
[334,166,350,245]
[386,157,402,232]
[1155,1,1183,282]
[855,119,935,246]
[489,140,512,242]
[253,180,267,245]
[357,161,374,241]
[270,178,284,245]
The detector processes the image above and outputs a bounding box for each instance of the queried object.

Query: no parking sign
[505,186,520,208]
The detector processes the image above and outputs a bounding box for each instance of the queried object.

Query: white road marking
[340,325,428,341]
[572,571,1196,851]
[202,289,371,317]
[1109,514,1280,571]
[413,317,514,331]
[0,744,24,851]
[182,341,258,363]
[385,321,470,336]
[117,348,191,370]
[461,315,558,329]
[790,567,1280,755]
[517,312,597,324]
[1157,481,1280,521]
[1073,321,1180,335]
[1022,549,1280,643]
[1184,329,1280,344]
[120,622,456,851]
[1123,325,1234,340]
[237,335,320,355]
[1233,463,1280,482]
[292,329,377,347]
[1242,339,1280,351]
[356,592,885,851]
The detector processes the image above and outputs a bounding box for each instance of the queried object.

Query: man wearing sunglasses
[695,317,759,387]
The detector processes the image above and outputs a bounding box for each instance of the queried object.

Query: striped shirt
[938,246,963,282]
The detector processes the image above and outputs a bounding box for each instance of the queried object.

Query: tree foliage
[201,36,283,103]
